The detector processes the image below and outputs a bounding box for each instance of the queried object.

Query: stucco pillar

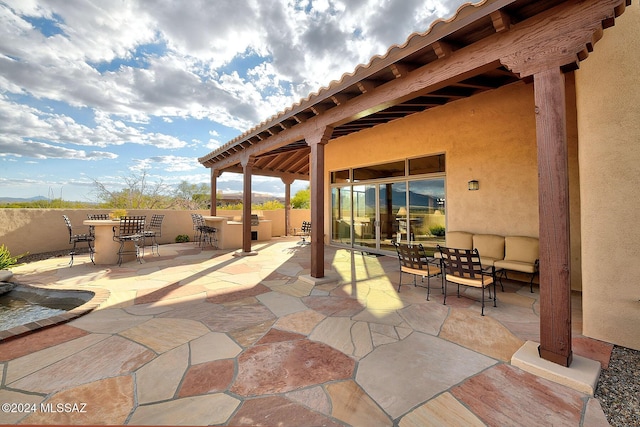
[241,156,255,254]
[281,176,295,236]
[534,67,572,367]
[306,127,333,278]
[210,169,218,216]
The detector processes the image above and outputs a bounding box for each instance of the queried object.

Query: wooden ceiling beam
[277,150,309,172]
[331,94,350,106]
[432,41,453,59]
[357,80,376,94]
[288,155,311,174]
[390,63,411,78]
[491,10,512,32]
[222,166,308,180]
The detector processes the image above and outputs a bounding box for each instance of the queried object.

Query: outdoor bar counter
[83,219,137,265]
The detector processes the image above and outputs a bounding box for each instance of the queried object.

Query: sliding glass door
[330,154,446,255]
[331,179,445,254]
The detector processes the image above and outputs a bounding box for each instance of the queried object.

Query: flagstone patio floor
[0,238,613,426]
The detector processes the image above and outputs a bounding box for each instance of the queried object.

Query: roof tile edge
[199,0,487,165]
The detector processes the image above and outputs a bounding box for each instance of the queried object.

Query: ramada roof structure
[198,0,630,178]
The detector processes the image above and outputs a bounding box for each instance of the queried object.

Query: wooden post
[241,156,255,254]
[307,127,333,278]
[210,169,217,216]
[534,67,573,367]
[282,176,295,236]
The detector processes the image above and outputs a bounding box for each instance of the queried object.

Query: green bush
[175,234,190,243]
[0,244,24,270]
[429,225,446,237]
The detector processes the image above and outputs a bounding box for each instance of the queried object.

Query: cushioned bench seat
[435,231,539,292]
[494,236,539,292]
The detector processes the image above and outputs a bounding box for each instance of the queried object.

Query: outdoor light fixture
[468,180,479,191]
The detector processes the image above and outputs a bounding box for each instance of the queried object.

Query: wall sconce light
[468,180,479,191]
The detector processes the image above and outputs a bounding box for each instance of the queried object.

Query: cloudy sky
[0,0,466,202]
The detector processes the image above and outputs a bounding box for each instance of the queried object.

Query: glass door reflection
[331,186,352,245]
[352,185,376,249]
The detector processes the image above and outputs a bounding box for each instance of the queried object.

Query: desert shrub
[0,244,24,270]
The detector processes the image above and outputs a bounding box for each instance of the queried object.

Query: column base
[511,341,601,395]
[298,273,339,286]
[232,251,258,257]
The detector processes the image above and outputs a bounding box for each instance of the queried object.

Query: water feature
[0,284,94,332]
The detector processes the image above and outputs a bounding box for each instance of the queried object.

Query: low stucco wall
[576,4,640,350]
[0,208,311,258]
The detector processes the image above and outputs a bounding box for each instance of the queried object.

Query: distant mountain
[0,196,48,203]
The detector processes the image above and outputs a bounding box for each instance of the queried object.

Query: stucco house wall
[325,78,583,289]
[576,4,640,350]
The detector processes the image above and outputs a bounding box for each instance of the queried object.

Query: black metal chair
[62,215,95,267]
[293,221,311,245]
[438,245,496,316]
[143,214,164,255]
[393,241,441,301]
[112,216,146,266]
[87,213,110,237]
[190,213,217,248]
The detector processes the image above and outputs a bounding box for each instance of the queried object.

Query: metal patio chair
[438,245,496,316]
[112,215,146,266]
[62,214,95,267]
[87,213,110,237]
[293,221,311,245]
[393,241,441,301]
[143,214,164,255]
[190,213,217,248]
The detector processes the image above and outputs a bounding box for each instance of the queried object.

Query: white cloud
[0,0,466,200]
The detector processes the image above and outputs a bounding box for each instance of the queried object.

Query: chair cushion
[445,274,493,287]
[504,236,539,263]
[446,231,473,250]
[494,259,537,274]
[402,265,441,277]
[479,256,501,268]
[473,234,505,262]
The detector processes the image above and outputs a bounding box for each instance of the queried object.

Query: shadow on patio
[0,238,614,426]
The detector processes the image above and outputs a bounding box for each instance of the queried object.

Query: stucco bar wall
[325,80,582,288]
[577,4,640,351]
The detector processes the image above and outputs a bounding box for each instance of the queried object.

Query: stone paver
[451,364,585,427]
[326,380,392,427]
[128,394,240,426]
[9,335,154,394]
[1,240,614,426]
[70,307,152,333]
[136,344,189,404]
[399,392,485,427]
[229,395,343,427]
[189,331,243,364]
[119,317,210,353]
[22,376,134,425]
[5,333,109,384]
[439,307,525,362]
[356,332,496,419]
[257,291,308,317]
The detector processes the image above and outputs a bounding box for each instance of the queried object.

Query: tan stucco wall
[576,4,640,350]
[0,208,310,257]
[325,79,582,288]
